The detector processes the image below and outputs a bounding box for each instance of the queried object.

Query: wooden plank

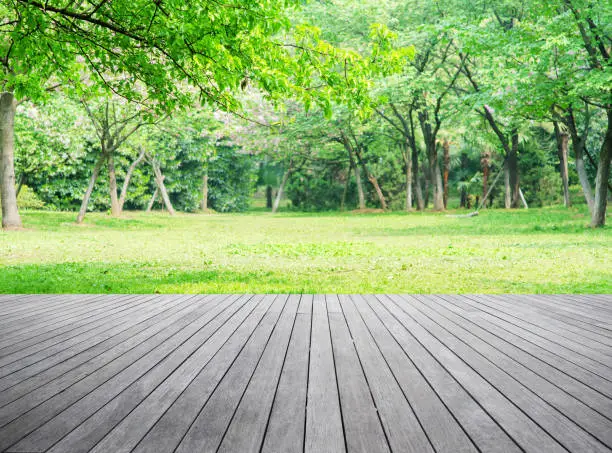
[380,295,563,453]
[66,295,271,453]
[261,297,311,453]
[0,295,178,382]
[0,295,215,416]
[0,295,143,346]
[486,295,612,346]
[327,295,390,453]
[170,295,288,453]
[0,294,243,452]
[341,295,434,453]
[443,296,612,399]
[298,294,313,314]
[356,295,478,453]
[0,294,138,335]
[478,295,612,353]
[459,295,612,379]
[412,295,612,449]
[0,295,177,369]
[0,295,105,320]
[305,294,346,453]
[366,295,522,453]
[433,295,612,419]
[216,295,300,453]
[396,295,610,453]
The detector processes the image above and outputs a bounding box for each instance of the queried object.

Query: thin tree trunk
[146,187,158,212]
[442,139,450,209]
[354,164,365,210]
[412,146,424,210]
[504,164,511,208]
[266,185,273,209]
[341,164,351,211]
[424,169,430,209]
[150,160,175,215]
[509,133,520,208]
[0,92,22,229]
[118,148,146,213]
[427,142,444,211]
[405,155,413,211]
[591,111,612,227]
[353,146,387,210]
[16,173,25,197]
[76,153,105,224]
[481,151,490,208]
[107,151,121,217]
[554,122,571,207]
[201,171,208,211]
[272,164,292,213]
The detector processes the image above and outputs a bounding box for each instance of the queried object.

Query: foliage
[207,144,257,212]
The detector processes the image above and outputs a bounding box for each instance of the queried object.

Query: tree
[2,0,378,228]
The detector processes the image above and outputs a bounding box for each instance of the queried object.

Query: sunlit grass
[0,207,609,293]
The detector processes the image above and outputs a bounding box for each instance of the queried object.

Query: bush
[17,185,46,209]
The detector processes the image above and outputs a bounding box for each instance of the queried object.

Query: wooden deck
[0,295,610,453]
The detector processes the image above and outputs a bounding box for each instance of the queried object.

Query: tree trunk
[427,142,444,211]
[481,151,490,208]
[150,160,175,215]
[591,111,612,227]
[201,171,208,211]
[353,146,387,210]
[554,122,571,208]
[0,92,22,229]
[341,164,351,211]
[16,173,25,197]
[146,187,158,212]
[76,153,106,224]
[405,146,413,211]
[265,185,273,209]
[412,146,424,210]
[509,133,520,208]
[504,164,511,209]
[107,151,121,217]
[442,139,450,209]
[272,166,292,214]
[118,148,146,213]
[424,169,430,209]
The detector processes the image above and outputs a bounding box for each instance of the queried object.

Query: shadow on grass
[1,262,610,294]
[0,263,297,294]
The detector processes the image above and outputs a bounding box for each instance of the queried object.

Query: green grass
[0,207,610,293]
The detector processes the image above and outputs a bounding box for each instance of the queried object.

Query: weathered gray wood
[411,295,612,448]
[365,295,522,453]
[106,295,274,453]
[216,295,299,453]
[0,295,174,369]
[171,295,287,453]
[0,294,142,344]
[0,296,179,382]
[463,295,612,378]
[396,295,610,453]
[432,295,612,419]
[328,295,390,453]
[381,295,564,453]
[305,294,346,453]
[356,295,478,453]
[0,294,609,453]
[0,295,242,452]
[0,295,215,414]
[341,295,434,453]
[261,295,311,453]
[43,295,256,453]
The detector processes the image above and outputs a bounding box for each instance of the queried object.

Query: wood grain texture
[0,294,608,453]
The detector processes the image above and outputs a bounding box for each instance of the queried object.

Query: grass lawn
[0,207,610,293]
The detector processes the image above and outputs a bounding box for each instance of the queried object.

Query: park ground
[0,207,610,294]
